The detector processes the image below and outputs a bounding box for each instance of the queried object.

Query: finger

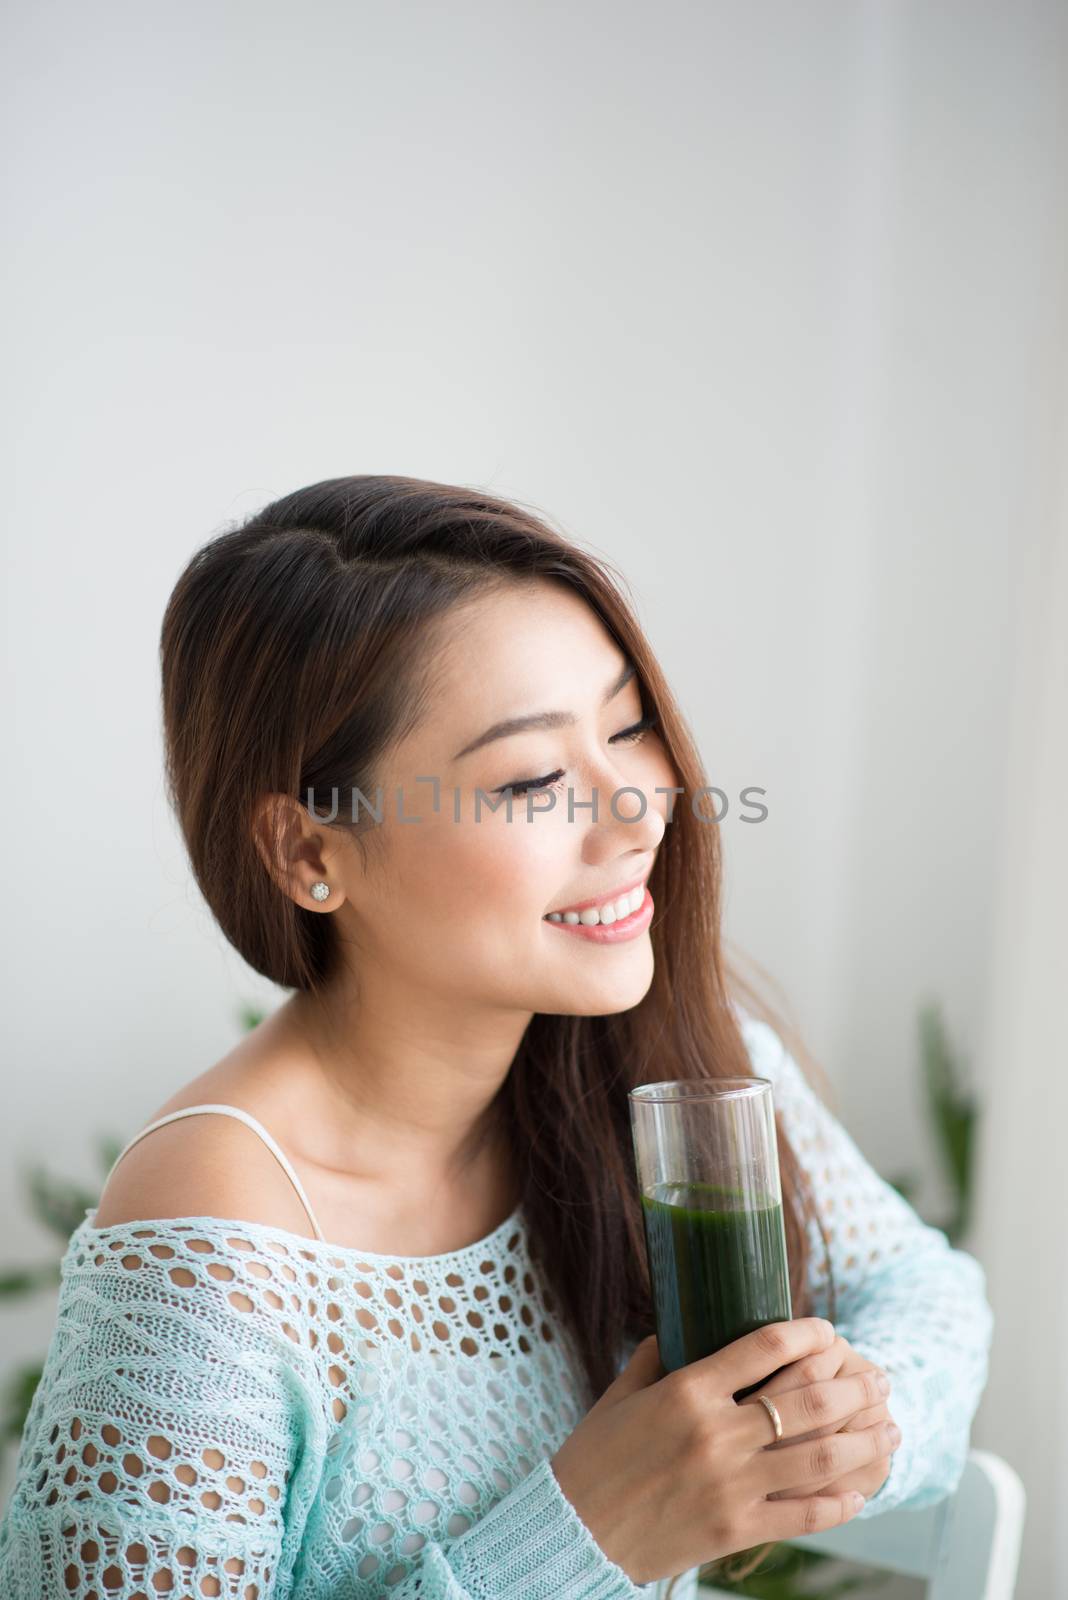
[702,1319,836,1395]
[750,1339,844,1398]
[839,1401,889,1432]
[609,1334,663,1398]
[810,1460,893,1500]
[792,1411,882,1445]
[743,1488,867,1544]
[739,1368,890,1451]
[765,1409,899,1496]
[756,1418,900,1496]
[767,1459,887,1502]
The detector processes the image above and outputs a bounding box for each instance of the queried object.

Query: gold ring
[741,1392,783,1443]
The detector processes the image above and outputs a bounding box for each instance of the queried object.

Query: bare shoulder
[92,1106,315,1238]
[93,997,328,1235]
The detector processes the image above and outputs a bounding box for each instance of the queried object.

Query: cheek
[625,739,679,825]
[460,819,571,915]
[648,740,680,800]
[391,809,565,920]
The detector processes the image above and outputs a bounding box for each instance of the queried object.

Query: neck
[276,977,529,1193]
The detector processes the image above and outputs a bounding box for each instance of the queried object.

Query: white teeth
[546,884,647,927]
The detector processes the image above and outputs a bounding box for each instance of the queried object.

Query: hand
[549,1318,900,1586]
[746,1331,899,1505]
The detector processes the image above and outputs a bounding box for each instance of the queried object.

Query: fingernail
[888,1423,902,1444]
[851,1491,866,1509]
[877,1373,891,1394]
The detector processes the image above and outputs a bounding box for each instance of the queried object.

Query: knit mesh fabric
[0,1015,993,1598]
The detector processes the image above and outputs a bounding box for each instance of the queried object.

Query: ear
[250,792,349,912]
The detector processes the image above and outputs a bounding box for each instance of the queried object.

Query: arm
[391,1458,650,1600]
[740,1013,994,1517]
[0,1220,323,1600]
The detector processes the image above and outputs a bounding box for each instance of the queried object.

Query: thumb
[607,1333,664,1400]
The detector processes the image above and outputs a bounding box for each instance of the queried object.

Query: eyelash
[494,711,661,798]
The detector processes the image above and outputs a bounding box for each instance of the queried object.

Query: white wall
[969,390,1068,1594]
[3,1,1065,1588]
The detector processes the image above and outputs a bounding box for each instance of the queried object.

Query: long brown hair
[159,474,836,1587]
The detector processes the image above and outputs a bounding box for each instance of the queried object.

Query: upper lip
[546,871,652,918]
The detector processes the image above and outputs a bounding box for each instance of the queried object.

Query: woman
[0,476,992,1599]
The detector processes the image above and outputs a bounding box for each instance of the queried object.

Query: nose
[579,778,666,869]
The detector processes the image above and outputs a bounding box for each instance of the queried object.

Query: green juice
[641,1180,792,1398]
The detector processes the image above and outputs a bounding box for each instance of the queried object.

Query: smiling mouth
[543,874,650,927]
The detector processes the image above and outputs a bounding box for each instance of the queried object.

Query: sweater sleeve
[741,1014,994,1518]
[0,1220,325,1600]
[388,1456,652,1600]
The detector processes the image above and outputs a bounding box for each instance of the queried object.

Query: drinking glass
[629,1077,792,1398]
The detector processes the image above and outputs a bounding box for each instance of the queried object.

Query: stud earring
[310,881,330,902]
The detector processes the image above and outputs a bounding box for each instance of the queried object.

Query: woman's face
[333,579,678,1019]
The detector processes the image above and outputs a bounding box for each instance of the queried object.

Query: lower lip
[543,887,655,943]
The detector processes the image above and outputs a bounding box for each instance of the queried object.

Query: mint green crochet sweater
[0,1017,993,1598]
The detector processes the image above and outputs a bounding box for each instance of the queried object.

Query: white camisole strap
[106,1103,326,1242]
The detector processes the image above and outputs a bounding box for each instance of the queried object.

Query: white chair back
[696,1449,1026,1600]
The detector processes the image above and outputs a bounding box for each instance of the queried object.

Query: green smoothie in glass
[640,1179,792,1394]
[629,1076,793,1402]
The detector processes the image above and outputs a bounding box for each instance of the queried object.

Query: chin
[535,950,656,1017]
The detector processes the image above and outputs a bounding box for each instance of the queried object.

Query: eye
[611,710,659,748]
[493,711,660,798]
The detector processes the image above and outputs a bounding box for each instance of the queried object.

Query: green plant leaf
[699,1539,893,1596]
[1,1362,43,1441]
[24,1164,99,1243]
[918,1001,979,1241]
[0,1262,62,1299]
[884,1171,920,1205]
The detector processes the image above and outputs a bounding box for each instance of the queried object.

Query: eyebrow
[452,659,637,762]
